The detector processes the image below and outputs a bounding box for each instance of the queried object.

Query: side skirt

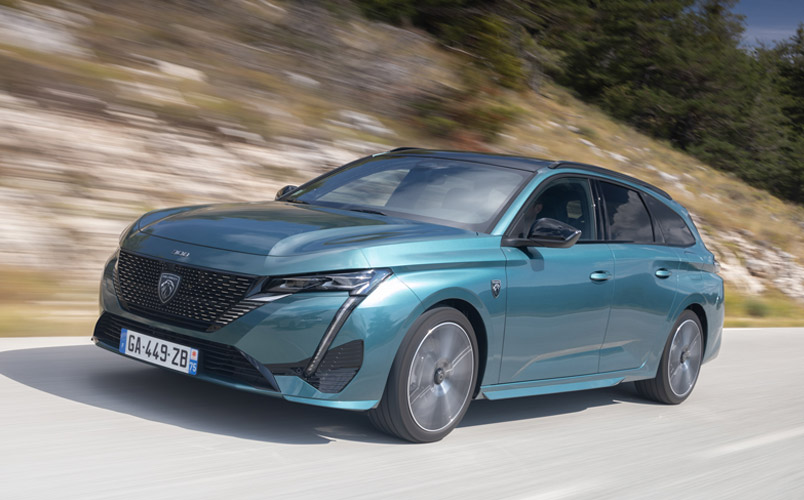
[479,364,647,401]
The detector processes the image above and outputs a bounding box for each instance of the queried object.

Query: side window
[599,182,654,243]
[643,195,696,246]
[515,177,596,241]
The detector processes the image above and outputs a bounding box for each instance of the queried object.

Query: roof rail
[548,161,672,200]
[388,147,421,152]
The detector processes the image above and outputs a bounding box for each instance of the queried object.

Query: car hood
[137,201,476,256]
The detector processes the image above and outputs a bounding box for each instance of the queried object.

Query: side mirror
[502,218,582,248]
[275,185,298,200]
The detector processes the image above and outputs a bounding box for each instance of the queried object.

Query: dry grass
[724,286,804,327]
[1,1,802,337]
[0,269,96,337]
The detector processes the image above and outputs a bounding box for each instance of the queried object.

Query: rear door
[596,180,681,373]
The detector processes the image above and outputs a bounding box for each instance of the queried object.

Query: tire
[368,307,479,443]
[635,310,704,405]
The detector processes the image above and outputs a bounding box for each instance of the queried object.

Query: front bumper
[95,252,423,411]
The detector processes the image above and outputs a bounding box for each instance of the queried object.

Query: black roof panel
[385,148,670,199]
[385,149,553,172]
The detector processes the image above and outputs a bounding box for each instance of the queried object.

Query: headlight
[262,269,391,296]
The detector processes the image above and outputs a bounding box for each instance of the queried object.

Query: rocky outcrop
[703,230,804,300]
[0,91,389,285]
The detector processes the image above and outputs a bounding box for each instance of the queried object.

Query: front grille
[93,313,278,391]
[115,250,261,331]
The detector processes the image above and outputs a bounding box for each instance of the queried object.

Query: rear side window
[599,182,654,243]
[643,195,696,246]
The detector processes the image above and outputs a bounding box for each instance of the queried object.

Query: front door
[500,177,613,383]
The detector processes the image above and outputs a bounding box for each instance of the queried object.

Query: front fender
[396,270,507,386]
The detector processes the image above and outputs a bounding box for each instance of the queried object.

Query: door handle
[655,268,672,279]
[589,271,611,282]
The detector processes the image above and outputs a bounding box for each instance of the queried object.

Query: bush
[354,0,415,24]
[744,298,770,318]
[410,74,522,143]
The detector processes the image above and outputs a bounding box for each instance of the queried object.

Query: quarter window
[600,182,654,243]
[643,195,696,246]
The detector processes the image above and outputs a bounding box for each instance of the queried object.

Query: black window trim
[502,172,698,248]
[592,177,696,247]
[641,191,698,248]
[590,177,608,242]
[502,174,606,244]
[594,178,656,245]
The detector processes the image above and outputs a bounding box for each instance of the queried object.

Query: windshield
[283,155,530,232]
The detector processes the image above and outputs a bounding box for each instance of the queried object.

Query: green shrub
[745,298,770,318]
[410,76,522,143]
[354,0,415,24]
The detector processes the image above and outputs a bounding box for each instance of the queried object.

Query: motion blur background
[1,0,803,336]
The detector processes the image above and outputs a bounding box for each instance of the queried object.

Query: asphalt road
[1,329,802,500]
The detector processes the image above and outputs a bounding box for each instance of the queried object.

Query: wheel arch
[425,298,488,397]
[685,302,708,351]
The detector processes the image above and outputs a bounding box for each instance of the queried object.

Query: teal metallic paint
[99,251,425,408]
[282,391,379,411]
[500,244,615,382]
[361,236,509,387]
[232,293,346,362]
[139,201,474,257]
[598,243,681,373]
[97,151,724,419]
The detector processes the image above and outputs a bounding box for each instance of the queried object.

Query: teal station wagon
[93,148,723,442]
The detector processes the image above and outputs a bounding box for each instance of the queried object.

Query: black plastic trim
[269,340,364,394]
[115,250,260,332]
[93,313,280,392]
[304,296,363,377]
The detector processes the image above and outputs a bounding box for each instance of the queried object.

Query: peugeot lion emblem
[491,279,502,298]
[158,273,181,304]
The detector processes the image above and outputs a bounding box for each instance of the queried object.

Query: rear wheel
[636,310,703,404]
[368,307,478,443]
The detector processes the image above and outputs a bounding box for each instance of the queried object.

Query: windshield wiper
[346,207,387,216]
[284,198,310,205]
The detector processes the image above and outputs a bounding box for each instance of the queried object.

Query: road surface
[1,329,802,499]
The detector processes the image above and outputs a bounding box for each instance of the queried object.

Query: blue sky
[734,0,804,46]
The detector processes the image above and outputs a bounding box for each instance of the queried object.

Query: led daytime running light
[263,269,391,296]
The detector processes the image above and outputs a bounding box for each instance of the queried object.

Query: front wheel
[636,310,704,404]
[368,307,478,443]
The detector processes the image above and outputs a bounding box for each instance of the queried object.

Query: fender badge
[491,279,502,298]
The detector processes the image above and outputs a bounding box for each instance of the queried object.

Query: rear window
[599,182,654,244]
[643,195,696,246]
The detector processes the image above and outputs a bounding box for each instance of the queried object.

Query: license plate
[119,329,198,375]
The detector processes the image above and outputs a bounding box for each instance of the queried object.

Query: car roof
[383,148,672,200]
[383,148,554,172]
